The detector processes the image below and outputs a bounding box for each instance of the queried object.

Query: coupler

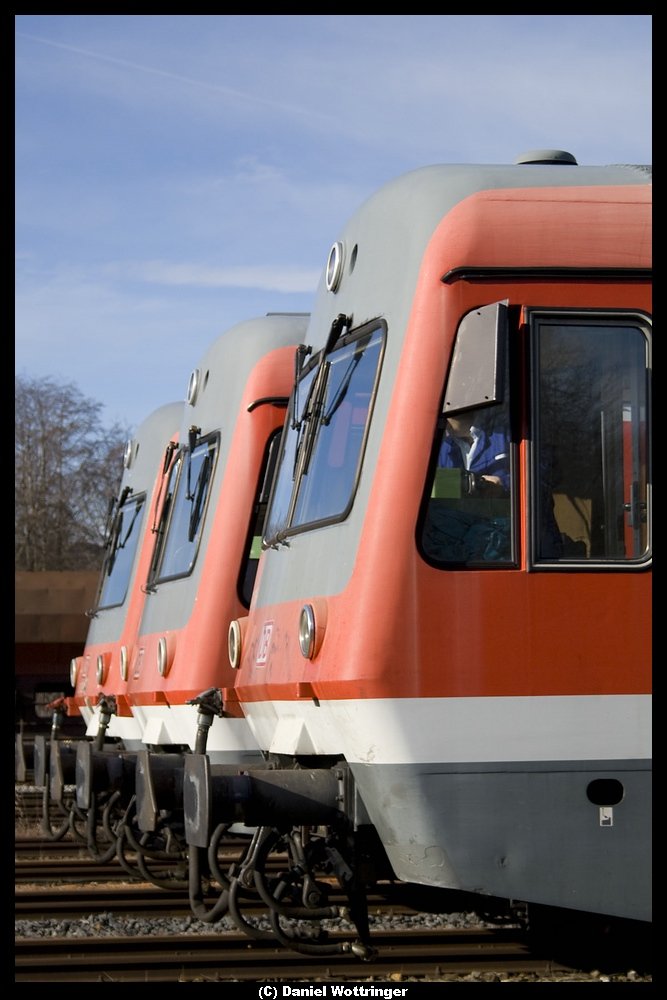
[184,753,350,848]
[75,740,139,811]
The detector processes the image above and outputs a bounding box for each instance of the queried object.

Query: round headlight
[157,636,169,677]
[119,645,129,682]
[325,241,344,293]
[186,368,201,406]
[228,619,242,669]
[96,654,106,685]
[70,658,78,688]
[298,604,316,659]
[123,438,134,469]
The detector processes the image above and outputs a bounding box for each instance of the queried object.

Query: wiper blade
[300,361,331,477]
[291,344,312,429]
[188,450,212,542]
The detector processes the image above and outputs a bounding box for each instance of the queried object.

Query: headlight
[123,438,134,468]
[70,658,78,688]
[119,645,129,682]
[298,600,328,660]
[299,605,316,658]
[228,618,245,670]
[186,367,201,406]
[326,241,344,292]
[157,636,170,677]
[96,653,106,685]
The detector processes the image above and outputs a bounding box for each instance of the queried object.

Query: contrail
[16,30,334,124]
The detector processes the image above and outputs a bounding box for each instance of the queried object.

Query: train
[185,149,652,954]
[67,399,184,746]
[30,400,182,838]
[41,313,308,875]
[27,149,651,962]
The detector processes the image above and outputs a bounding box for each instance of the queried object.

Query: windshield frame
[263,319,386,547]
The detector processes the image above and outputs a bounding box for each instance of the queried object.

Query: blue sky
[15,14,652,432]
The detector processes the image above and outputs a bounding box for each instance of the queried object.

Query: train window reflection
[264,324,384,543]
[97,492,147,608]
[153,436,218,582]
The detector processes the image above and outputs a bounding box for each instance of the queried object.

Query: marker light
[119,645,129,682]
[70,658,78,688]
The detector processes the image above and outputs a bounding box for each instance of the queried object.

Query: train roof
[305,150,652,353]
[178,311,309,440]
[124,400,183,482]
[342,153,651,244]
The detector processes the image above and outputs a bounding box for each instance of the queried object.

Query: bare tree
[15,374,131,571]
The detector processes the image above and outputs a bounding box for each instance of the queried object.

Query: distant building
[15,570,98,727]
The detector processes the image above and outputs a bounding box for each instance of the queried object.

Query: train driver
[437,409,509,497]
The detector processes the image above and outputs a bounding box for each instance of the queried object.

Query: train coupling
[75,740,138,810]
[183,752,349,847]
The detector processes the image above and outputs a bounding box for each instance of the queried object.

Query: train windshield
[97,492,147,608]
[150,434,218,582]
[264,323,384,544]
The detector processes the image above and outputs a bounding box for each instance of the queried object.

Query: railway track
[16,853,187,884]
[15,924,570,983]
[16,884,196,918]
[15,873,651,982]
[15,810,652,984]
[15,876,518,922]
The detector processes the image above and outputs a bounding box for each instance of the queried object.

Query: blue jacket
[438,426,510,491]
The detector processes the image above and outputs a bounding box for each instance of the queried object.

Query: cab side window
[422,302,515,567]
[532,315,650,565]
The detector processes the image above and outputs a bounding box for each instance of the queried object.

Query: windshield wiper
[188,449,213,542]
[185,426,201,500]
[299,361,331,477]
[291,344,312,430]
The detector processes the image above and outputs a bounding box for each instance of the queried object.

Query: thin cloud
[15,15,651,430]
[109,259,320,294]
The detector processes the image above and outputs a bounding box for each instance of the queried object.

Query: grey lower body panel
[349,759,651,922]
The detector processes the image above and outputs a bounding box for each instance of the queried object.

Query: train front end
[199,154,651,952]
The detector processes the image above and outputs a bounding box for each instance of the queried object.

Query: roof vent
[514,149,578,165]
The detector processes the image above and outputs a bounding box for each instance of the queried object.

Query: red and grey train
[34,401,182,838]
[121,312,307,884]
[31,150,650,960]
[172,150,651,954]
[67,401,183,746]
[45,314,308,865]
[125,312,306,761]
